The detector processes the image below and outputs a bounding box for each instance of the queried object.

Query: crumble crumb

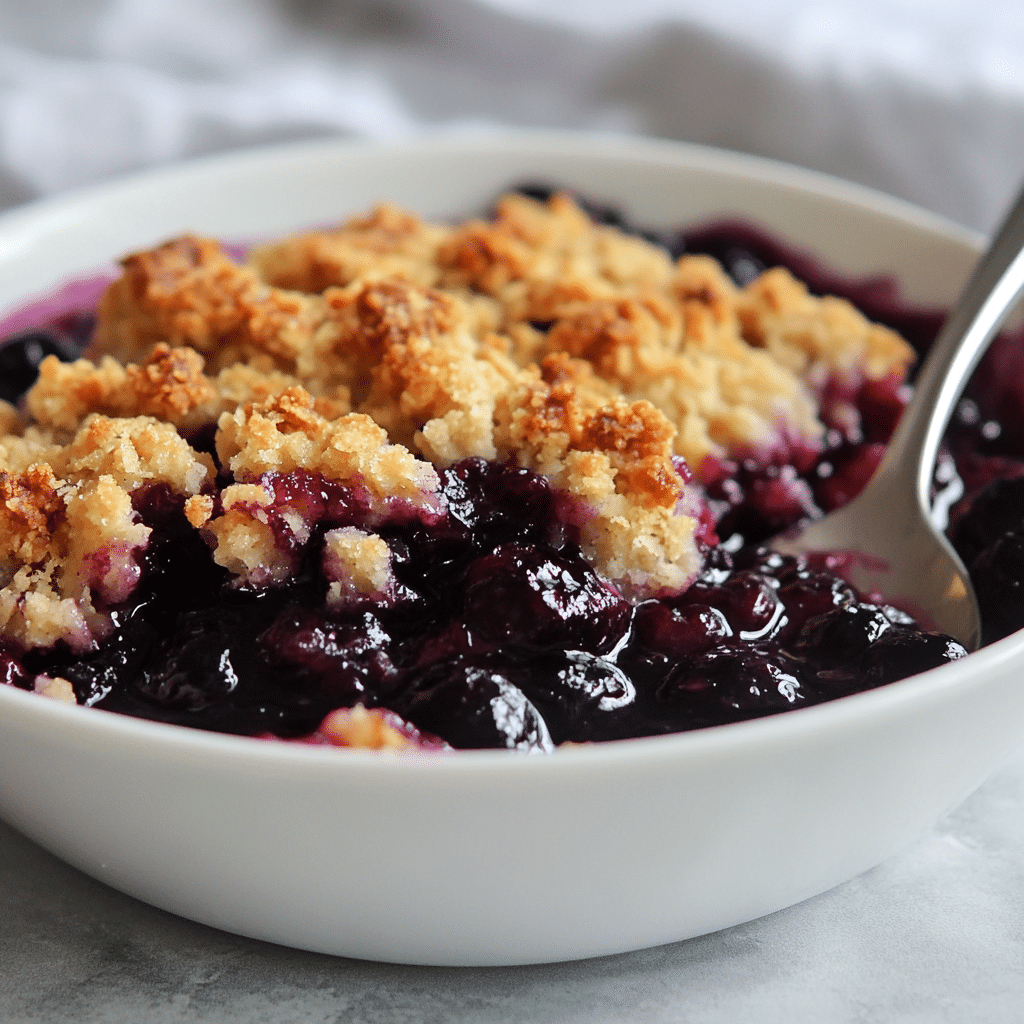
[320,703,409,749]
[33,675,78,703]
[215,386,442,510]
[323,527,394,608]
[203,480,289,586]
[184,493,215,528]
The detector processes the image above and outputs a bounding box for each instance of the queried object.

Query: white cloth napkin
[1,0,1023,230]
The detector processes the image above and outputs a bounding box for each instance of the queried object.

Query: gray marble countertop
[3,746,1023,1024]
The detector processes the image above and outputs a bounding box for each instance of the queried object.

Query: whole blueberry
[970,531,1024,644]
[136,609,254,713]
[518,650,637,743]
[441,458,559,551]
[462,544,630,654]
[654,642,811,729]
[680,570,784,641]
[259,607,394,703]
[775,571,857,641]
[820,627,967,693]
[789,604,893,670]
[0,330,80,403]
[631,601,732,659]
[391,654,553,752]
[951,477,1024,566]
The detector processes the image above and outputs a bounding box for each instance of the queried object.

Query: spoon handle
[877,184,1024,510]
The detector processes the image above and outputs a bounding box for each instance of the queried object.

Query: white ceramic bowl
[1,133,1023,967]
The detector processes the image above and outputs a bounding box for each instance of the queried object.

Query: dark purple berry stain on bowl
[2,187,1022,751]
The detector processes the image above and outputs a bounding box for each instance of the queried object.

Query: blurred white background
[1,0,1023,230]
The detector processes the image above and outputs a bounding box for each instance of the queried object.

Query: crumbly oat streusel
[0,191,914,666]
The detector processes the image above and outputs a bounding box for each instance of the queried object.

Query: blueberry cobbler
[0,189,1019,752]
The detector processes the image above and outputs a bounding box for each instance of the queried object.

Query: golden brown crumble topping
[91,236,327,376]
[436,192,675,316]
[250,202,450,293]
[0,191,915,655]
[736,266,914,382]
[0,416,213,650]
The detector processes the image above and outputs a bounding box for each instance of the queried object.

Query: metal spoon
[772,184,1024,651]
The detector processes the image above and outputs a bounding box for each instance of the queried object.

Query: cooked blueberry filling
[7,452,970,745]
[5,194,1022,750]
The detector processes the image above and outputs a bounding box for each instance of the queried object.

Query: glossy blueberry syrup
[3,192,1023,749]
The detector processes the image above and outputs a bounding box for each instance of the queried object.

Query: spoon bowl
[771,464,980,647]
[773,183,1024,651]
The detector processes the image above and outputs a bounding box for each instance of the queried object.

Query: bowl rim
[0,129,985,278]
[0,129,1014,776]
[3,625,1023,776]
